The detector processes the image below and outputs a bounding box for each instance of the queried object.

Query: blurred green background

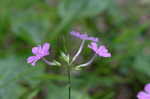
[0,0,150,99]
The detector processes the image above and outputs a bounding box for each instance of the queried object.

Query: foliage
[0,0,150,99]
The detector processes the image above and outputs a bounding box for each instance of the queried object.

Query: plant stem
[42,58,55,65]
[70,40,85,64]
[77,54,97,68]
[67,65,71,99]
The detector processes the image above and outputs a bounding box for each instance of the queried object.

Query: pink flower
[27,43,50,66]
[137,84,150,99]
[70,31,99,42]
[88,42,111,57]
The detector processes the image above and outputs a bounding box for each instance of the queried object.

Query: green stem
[70,40,85,64]
[67,65,71,99]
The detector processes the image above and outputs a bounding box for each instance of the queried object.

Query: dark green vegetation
[0,0,150,99]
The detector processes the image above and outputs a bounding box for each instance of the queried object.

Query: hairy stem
[77,54,97,67]
[67,65,71,99]
[71,40,85,64]
[42,58,55,65]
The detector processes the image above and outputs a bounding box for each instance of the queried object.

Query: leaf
[11,10,51,44]
[46,84,91,99]
[23,89,40,99]
[61,52,70,64]
[59,0,112,18]
[133,49,150,76]
[48,0,113,41]
[0,56,44,99]
[0,0,40,10]
[0,83,27,99]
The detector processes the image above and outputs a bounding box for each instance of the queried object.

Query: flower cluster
[27,31,111,67]
[70,31,111,57]
[26,31,150,99]
[27,31,111,99]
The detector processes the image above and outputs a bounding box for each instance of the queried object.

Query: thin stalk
[70,40,85,64]
[67,65,71,99]
[77,54,97,68]
[42,58,55,66]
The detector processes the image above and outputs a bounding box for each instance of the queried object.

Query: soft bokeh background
[0,0,150,99]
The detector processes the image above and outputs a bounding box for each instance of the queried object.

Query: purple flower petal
[137,91,150,99]
[88,42,111,58]
[27,56,40,66]
[70,31,99,42]
[31,58,39,66]
[27,43,50,66]
[42,43,50,55]
[97,45,111,57]
[32,46,40,55]
[145,84,150,93]
[86,37,99,42]
[137,83,150,99]
[27,56,35,63]
[88,42,98,52]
